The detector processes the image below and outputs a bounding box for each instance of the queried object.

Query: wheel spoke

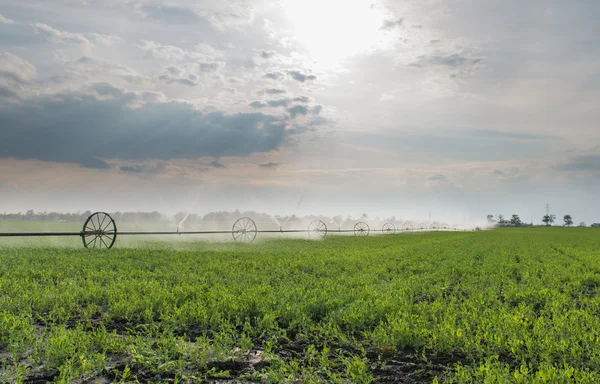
[99,214,107,231]
[102,220,113,232]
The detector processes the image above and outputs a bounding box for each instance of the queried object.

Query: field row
[2,228,600,382]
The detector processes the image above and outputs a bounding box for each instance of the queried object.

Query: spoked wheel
[308,220,327,239]
[354,222,370,236]
[232,217,257,243]
[382,223,396,234]
[402,223,414,231]
[81,212,117,249]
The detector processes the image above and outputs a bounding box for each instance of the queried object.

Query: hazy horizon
[1,1,599,226]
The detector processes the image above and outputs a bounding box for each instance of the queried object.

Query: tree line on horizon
[486,213,586,227]
[0,210,401,227]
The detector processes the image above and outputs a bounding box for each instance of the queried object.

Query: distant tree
[542,214,556,226]
[486,214,495,224]
[498,214,505,226]
[579,222,586,227]
[563,214,573,227]
[510,214,522,227]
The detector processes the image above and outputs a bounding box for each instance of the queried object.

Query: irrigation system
[0,212,456,249]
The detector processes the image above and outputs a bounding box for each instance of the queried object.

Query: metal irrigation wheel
[354,222,370,236]
[382,223,396,234]
[81,212,117,249]
[232,217,257,243]
[308,220,328,239]
[402,222,414,231]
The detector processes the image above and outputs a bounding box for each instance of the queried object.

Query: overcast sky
[1,0,599,225]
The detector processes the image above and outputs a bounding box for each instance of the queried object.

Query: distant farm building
[592,223,600,228]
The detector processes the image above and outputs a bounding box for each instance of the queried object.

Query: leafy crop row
[1,228,600,382]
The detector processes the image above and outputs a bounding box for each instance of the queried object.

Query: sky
[0,0,599,226]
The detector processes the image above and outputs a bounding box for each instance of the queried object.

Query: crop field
[2,228,600,383]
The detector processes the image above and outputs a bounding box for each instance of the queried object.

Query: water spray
[0,210,466,250]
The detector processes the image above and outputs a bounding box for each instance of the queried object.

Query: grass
[1,227,600,383]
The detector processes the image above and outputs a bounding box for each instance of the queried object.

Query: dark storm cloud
[264,88,286,94]
[119,163,167,174]
[268,99,291,107]
[209,161,226,169]
[0,84,294,169]
[411,53,482,69]
[264,72,284,80]
[309,116,331,126]
[198,62,223,72]
[0,70,28,85]
[292,96,310,103]
[249,101,267,108]
[0,86,19,99]
[288,71,316,82]
[120,165,144,173]
[251,97,311,109]
[259,162,280,169]
[428,174,447,181]
[288,105,309,118]
[381,18,404,30]
[158,72,200,87]
[557,154,600,172]
[259,50,276,59]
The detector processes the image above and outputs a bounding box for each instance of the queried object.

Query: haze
[1,1,599,225]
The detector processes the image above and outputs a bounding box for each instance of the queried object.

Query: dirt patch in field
[366,349,464,383]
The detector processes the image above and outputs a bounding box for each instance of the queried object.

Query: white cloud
[34,23,91,45]
[0,13,15,25]
[137,40,223,64]
[88,33,121,46]
[0,52,36,99]
[0,52,36,83]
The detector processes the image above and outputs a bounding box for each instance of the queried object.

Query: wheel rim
[382,223,396,234]
[308,220,327,239]
[232,217,257,243]
[82,212,117,249]
[354,222,370,236]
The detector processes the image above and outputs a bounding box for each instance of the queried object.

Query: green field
[2,228,600,383]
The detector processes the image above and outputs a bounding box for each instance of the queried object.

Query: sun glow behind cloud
[283,0,388,68]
